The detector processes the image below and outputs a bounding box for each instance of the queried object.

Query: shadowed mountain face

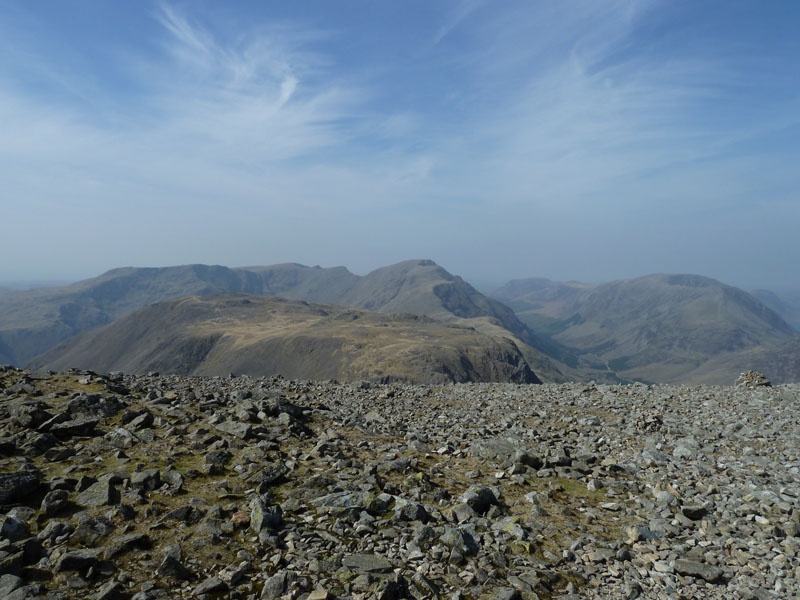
[30,294,540,384]
[493,274,797,383]
[0,260,561,381]
[751,289,800,332]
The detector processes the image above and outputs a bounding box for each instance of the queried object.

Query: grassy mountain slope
[30,294,541,384]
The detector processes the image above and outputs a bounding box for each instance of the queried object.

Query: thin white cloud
[433,0,484,46]
[0,1,797,285]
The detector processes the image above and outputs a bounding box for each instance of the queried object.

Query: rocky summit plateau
[1,366,799,600]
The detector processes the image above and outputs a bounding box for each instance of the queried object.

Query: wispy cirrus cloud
[0,0,798,286]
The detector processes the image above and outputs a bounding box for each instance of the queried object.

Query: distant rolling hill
[30,294,540,384]
[493,274,796,383]
[0,259,562,381]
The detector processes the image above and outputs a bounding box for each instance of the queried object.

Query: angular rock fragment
[76,481,119,507]
[341,553,393,574]
[460,485,498,514]
[192,575,227,596]
[157,555,192,581]
[673,558,723,583]
[49,417,100,438]
[55,549,100,573]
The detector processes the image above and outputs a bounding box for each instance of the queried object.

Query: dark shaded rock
[128,412,154,430]
[11,403,53,429]
[0,437,16,456]
[460,485,498,514]
[94,581,130,600]
[130,470,160,491]
[103,533,151,560]
[37,520,72,544]
[0,551,23,576]
[41,489,70,516]
[71,516,114,546]
[440,526,479,555]
[19,537,44,565]
[0,516,30,542]
[55,549,100,573]
[250,496,282,532]
[157,555,192,581]
[49,417,100,438]
[0,469,41,504]
[681,505,708,521]
[19,433,58,457]
[252,461,288,488]
[260,571,294,599]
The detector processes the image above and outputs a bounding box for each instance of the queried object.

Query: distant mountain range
[492,274,798,384]
[1,260,798,384]
[0,260,561,381]
[30,294,539,384]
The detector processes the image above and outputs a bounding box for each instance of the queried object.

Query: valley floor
[1,367,798,599]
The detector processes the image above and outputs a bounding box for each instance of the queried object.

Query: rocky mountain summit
[1,366,798,599]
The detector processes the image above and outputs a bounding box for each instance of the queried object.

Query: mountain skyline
[1,257,797,384]
[1,1,799,289]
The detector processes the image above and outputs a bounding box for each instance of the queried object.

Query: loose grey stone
[673,558,723,583]
[342,553,393,574]
[56,549,100,573]
[76,480,119,506]
[192,575,227,596]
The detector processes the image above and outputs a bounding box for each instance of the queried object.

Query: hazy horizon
[2,2,799,290]
[3,258,800,298]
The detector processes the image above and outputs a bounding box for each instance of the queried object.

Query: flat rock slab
[673,558,723,583]
[76,481,119,507]
[342,553,393,574]
[193,575,228,596]
[49,417,100,438]
[215,421,252,440]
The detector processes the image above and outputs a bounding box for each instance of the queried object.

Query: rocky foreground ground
[0,367,798,600]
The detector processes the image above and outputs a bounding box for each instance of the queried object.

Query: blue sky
[1,1,798,290]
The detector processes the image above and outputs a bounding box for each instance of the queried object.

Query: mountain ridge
[492,273,797,383]
[0,260,562,381]
[30,293,541,384]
